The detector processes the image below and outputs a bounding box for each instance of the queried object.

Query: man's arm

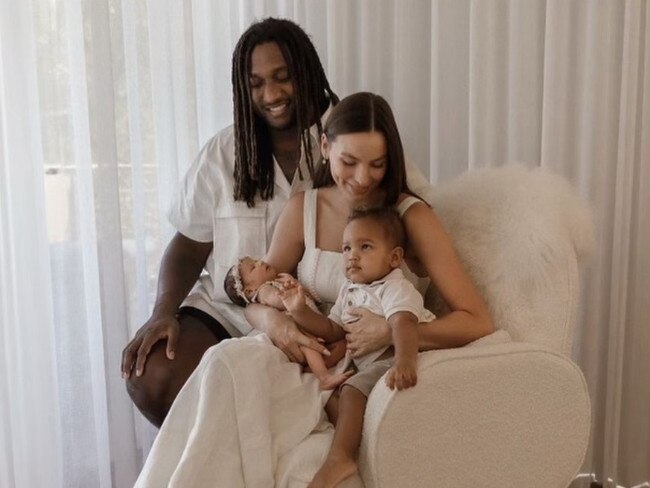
[121,232,212,378]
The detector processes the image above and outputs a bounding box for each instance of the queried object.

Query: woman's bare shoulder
[397,192,430,217]
[316,186,336,201]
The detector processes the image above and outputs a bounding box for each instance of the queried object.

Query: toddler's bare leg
[302,346,352,390]
[324,389,340,424]
[308,385,365,488]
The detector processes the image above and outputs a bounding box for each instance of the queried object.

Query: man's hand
[120,232,212,379]
[385,358,417,390]
[342,308,392,357]
[265,312,329,363]
[121,314,180,378]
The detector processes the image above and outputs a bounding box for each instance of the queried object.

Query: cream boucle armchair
[358,165,593,488]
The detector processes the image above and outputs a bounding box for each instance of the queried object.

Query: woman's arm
[244,304,329,363]
[245,192,331,362]
[402,202,494,349]
[341,308,392,357]
[263,192,306,273]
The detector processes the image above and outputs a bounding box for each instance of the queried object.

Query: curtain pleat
[62,1,114,486]
[608,2,650,485]
[0,0,63,487]
[1,0,648,486]
[506,0,545,164]
[601,2,640,483]
[430,0,471,182]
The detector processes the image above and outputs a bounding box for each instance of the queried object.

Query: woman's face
[322,131,388,205]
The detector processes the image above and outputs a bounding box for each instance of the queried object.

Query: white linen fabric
[2,1,648,487]
[134,334,336,488]
[329,268,435,371]
[297,189,347,306]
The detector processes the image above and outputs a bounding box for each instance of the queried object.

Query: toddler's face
[240,257,278,294]
[341,218,401,284]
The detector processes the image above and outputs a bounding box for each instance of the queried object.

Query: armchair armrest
[359,342,591,488]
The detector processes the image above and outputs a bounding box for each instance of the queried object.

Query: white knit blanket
[134,334,361,487]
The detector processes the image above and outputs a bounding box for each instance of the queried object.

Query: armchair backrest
[427,165,595,356]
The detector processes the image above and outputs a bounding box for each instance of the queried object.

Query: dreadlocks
[232,18,338,207]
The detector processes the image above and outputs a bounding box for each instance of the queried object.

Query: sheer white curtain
[0,0,647,487]
[428,3,650,487]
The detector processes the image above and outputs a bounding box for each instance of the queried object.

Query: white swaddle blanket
[134,334,363,488]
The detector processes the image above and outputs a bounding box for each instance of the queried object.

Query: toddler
[280,206,435,488]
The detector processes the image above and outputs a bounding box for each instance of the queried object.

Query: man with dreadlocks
[121,17,340,427]
[121,17,434,428]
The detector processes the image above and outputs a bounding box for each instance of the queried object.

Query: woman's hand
[260,308,329,363]
[342,308,392,357]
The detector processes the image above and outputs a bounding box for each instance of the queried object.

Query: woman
[135,93,493,488]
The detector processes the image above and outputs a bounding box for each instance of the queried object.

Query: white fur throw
[428,165,595,355]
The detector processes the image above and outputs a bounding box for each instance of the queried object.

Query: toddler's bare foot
[318,371,354,391]
[307,452,357,488]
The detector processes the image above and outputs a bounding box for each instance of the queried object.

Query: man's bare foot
[317,371,354,391]
[307,452,357,488]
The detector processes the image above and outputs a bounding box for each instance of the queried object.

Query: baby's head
[224,257,278,306]
[342,206,405,284]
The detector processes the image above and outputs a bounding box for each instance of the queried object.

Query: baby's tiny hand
[385,360,417,391]
[279,283,307,314]
[277,273,300,289]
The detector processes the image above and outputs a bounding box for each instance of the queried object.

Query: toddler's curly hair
[347,206,406,249]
